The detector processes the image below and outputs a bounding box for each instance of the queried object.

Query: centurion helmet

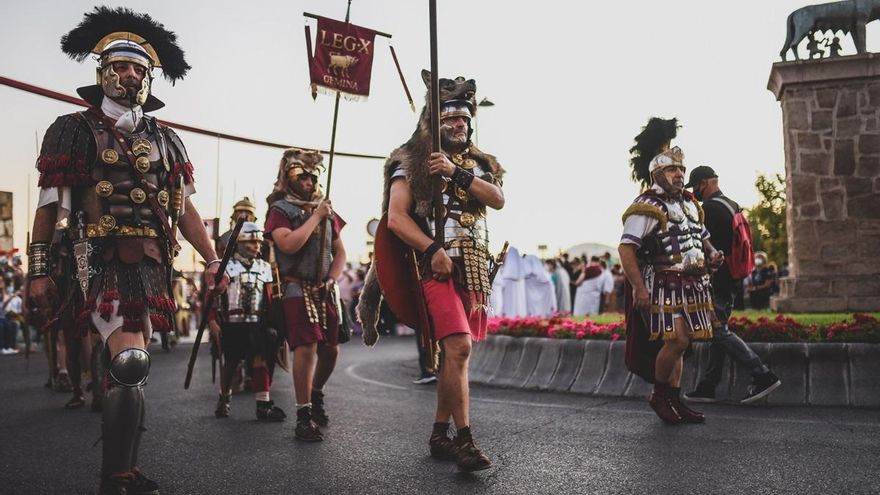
[231,197,257,222]
[629,117,680,189]
[236,222,264,243]
[61,6,190,111]
[649,146,685,174]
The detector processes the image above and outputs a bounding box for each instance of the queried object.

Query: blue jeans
[701,287,769,388]
[0,318,18,350]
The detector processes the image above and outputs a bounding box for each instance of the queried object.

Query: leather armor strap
[91,109,181,253]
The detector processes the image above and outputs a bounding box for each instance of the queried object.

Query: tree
[745,173,788,266]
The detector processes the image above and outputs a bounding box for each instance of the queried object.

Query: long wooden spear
[429,0,444,245]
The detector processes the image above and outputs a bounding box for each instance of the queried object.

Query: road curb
[471,335,880,407]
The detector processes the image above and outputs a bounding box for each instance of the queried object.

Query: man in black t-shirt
[683,167,781,404]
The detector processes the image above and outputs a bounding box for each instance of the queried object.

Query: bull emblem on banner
[329,53,359,79]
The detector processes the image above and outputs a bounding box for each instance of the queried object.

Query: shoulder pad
[36,113,94,188]
[622,195,669,231]
[269,200,302,219]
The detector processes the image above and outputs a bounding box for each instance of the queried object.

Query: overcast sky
[2,0,878,266]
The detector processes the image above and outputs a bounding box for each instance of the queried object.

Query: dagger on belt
[488,241,510,284]
[73,211,94,300]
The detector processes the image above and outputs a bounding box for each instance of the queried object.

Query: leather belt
[69,224,161,239]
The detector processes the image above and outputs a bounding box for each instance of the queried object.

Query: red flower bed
[488,313,880,343]
[488,314,625,341]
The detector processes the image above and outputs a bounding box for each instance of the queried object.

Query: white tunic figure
[553,261,572,314]
[499,247,527,317]
[573,264,604,317]
[523,255,557,317]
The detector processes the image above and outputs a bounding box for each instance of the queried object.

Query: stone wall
[767,54,880,312]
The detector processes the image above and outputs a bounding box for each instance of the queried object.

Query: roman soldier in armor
[357,71,505,471]
[618,118,724,425]
[214,197,261,393]
[27,7,227,493]
[208,222,285,421]
[217,196,258,255]
[263,148,347,442]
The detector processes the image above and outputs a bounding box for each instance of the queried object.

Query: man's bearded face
[111,61,147,104]
[654,165,686,194]
[440,116,469,151]
[288,169,317,198]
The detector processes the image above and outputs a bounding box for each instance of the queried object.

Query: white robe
[499,247,527,317]
[523,255,557,317]
[573,268,603,317]
[554,262,572,314]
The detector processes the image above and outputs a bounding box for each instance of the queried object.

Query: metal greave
[101,384,144,475]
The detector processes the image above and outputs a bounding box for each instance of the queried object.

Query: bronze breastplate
[75,112,172,238]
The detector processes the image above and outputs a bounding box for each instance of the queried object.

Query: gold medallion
[157,190,170,207]
[99,215,117,231]
[439,181,448,193]
[135,156,151,173]
[460,212,476,227]
[130,188,146,204]
[131,138,152,156]
[101,149,119,164]
[95,181,114,197]
[451,154,464,165]
[462,158,477,170]
[455,187,470,202]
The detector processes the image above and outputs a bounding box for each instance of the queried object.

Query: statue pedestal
[767,54,880,312]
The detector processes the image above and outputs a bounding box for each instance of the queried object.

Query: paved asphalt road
[1,335,879,494]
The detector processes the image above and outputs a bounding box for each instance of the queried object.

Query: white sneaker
[412,375,438,385]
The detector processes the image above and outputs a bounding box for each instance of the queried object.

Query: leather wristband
[423,241,442,259]
[27,242,51,279]
[450,166,475,190]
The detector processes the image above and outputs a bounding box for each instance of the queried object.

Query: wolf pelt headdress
[356,70,505,346]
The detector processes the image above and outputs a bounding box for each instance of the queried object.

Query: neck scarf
[101,96,143,133]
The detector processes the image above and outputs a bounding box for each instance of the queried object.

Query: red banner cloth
[309,16,377,99]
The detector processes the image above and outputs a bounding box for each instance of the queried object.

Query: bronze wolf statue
[780,0,880,60]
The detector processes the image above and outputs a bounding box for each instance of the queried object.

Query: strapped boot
[649,382,684,425]
[670,387,705,424]
[454,426,491,472]
[256,400,286,422]
[311,390,329,427]
[294,406,323,442]
[429,422,458,461]
[215,394,231,418]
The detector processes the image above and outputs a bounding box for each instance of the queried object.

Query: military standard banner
[308,15,378,100]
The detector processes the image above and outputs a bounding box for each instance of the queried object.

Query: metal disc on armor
[99,215,117,231]
[462,158,477,170]
[95,180,114,197]
[157,190,170,207]
[451,154,464,165]
[131,138,152,156]
[130,188,147,204]
[460,212,476,227]
[135,156,151,173]
[455,187,470,202]
[439,181,448,193]
[101,149,119,164]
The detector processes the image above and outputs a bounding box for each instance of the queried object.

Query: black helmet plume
[629,117,679,188]
[60,6,190,83]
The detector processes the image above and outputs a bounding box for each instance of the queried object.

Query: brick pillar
[767,54,880,312]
